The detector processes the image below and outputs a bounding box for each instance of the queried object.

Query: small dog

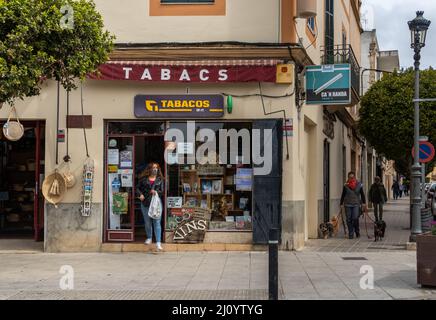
[330,216,340,237]
[319,214,342,239]
[319,222,334,239]
[374,220,386,242]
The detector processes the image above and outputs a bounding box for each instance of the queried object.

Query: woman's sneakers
[156,242,163,251]
[144,238,152,245]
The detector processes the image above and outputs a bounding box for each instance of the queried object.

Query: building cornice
[110,42,314,68]
[351,0,364,33]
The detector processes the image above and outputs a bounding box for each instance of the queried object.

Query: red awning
[88,59,283,83]
[105,59,282,66]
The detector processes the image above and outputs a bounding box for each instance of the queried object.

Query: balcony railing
[320,44,361,101]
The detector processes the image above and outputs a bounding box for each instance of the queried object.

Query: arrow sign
[412,141,435,163]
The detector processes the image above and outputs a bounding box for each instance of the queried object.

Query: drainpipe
[361,141,369,206]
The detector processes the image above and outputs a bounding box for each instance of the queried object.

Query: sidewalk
[0,250,435,300]
[1,196,434,300]
[304,197,412,252]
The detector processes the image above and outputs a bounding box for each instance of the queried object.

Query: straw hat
[42,171,67,208]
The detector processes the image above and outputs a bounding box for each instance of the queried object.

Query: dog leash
[338,208,348,238]
[363,206,375,239]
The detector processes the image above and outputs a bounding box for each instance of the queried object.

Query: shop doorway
[0,121,45,242]
[134,136,165,242]
[104,121,166,242]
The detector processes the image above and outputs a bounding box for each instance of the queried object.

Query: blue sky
[361,0,436,69]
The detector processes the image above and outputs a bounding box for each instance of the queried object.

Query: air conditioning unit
[297,0,317,18]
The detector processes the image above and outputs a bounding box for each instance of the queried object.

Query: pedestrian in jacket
[369,176,388,221]
[136,162,164,251]
[392,181,400,200]
[340,171,367,239]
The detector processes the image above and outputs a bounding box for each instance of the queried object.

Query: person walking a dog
[340,171,367,239]
[369,176,388,222]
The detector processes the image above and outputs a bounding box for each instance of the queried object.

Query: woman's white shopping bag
[148,193,162,219]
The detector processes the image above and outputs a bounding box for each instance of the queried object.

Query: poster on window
[112,192,129,214]
[177,142,194,154]
[235,168,253,191]
[121,174,133,188]
[120,151,132,168]
[167,197,183,208]
[108,173,121,229]
[107,149,119,165]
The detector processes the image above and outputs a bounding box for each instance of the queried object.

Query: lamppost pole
[410,39,422,242]
[408,11,431,242]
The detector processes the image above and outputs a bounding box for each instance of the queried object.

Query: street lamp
[408,11,431,242]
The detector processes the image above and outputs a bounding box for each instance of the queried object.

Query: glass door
[105,136,136,242]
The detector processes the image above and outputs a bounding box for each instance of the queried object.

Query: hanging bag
[61,157,76,189]
[3,106,24,141]
[148,193,162,220]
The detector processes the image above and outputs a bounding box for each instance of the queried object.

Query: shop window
[166,122,253,232]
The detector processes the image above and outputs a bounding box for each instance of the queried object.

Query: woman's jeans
[141,203,162,243]
[345,205,360,238]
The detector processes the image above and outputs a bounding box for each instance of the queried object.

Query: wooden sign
[67,115,92,129]
[173,207,211,243]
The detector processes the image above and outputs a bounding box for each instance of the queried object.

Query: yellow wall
[95,0,281,43]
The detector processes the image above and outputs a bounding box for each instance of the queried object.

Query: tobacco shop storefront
[88,57,289,249]
[103,94,283,246]
[1,55,292,252]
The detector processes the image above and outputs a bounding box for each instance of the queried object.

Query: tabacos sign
[134,95,224,118]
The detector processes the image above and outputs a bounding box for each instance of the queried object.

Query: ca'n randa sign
[88,63,277,83]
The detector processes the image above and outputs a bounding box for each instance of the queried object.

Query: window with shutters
[161,0,214,3]
[325,0,334,64]
[150,0,225,16]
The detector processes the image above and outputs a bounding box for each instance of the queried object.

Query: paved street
[1,196,435,300]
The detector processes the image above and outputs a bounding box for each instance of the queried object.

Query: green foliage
[359,68,436,176]
[0,0,114,105]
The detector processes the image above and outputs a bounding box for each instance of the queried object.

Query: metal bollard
[268,228,279,300]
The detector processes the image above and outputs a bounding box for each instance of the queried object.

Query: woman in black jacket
[340,171,367,239]
[369,176,387,221]
[136,162,164,251]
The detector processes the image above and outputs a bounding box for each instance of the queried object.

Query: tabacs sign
[305,64,351,105]
[134,95,224,118]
